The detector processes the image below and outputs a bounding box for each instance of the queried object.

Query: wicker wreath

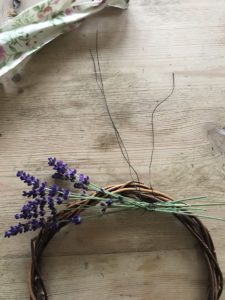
[29,181,223,300]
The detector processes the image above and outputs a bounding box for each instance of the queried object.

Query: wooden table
[1,1,225,299]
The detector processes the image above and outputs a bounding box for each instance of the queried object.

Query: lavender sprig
[48,157,90,189]
[5,169,72,237]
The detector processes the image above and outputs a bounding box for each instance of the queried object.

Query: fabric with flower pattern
[0,0,129,77]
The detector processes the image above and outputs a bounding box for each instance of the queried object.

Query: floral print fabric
[0,0,129,77]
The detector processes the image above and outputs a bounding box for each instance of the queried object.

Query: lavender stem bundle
[4,157,225,238]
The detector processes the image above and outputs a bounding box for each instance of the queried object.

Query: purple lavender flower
[5,173,71,237]
[18,169,69,208]
[73,174,90,190]
[63,188,70,200]
[78,174,90,186]
[71,215,81,225]
[56,196,63,205]
[39,218,45,228]
[106,198,113,207]
[39,209,46,217]
[18,172,47,200]
[48,157,57,167]
[31,219,41,231]
[5,224,23,237]
[5,158,91,238]
[48,157,89,187]
[48,184,59,197]
[5,206,59,237]
[48,157,74,179]
[17,171,40,188]
[4,231,11,238]
[38,182,47,197]
[50,222,60,231]
[4,219,44,238]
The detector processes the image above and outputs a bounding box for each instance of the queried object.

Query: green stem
[172,196,207,203]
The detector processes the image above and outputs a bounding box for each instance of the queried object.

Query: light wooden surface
[1,0,225,299]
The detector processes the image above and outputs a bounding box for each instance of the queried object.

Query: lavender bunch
[5,158,225,238]
[5,158,90,238]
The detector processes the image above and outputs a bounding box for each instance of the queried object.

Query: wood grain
[1,0,225,299]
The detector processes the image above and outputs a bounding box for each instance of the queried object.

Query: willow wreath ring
[4,158,224,300]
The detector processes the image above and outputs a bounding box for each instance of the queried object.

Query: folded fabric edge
[0,0,129,78]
